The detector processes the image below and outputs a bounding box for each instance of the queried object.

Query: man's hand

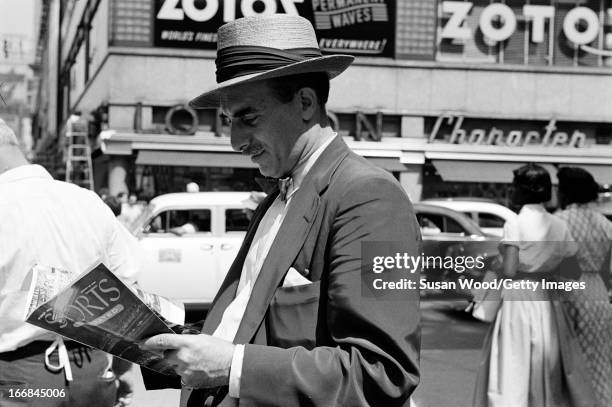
[141,334,235,389]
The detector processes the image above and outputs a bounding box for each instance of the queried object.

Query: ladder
[65,117,94,190]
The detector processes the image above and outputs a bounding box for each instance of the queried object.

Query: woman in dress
[473,164,581,407]
[555,167,612,407]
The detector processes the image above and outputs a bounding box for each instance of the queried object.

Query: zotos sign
[157,0,302,22]
[441,1,612,56]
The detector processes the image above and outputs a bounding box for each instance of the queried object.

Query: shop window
[146,209,211,234]
[136,165,263,197]
[225,209,251,232]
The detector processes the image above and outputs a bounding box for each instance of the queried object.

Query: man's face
[221,81,303,178]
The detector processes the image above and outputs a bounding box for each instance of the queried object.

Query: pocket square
[283,267,312,287]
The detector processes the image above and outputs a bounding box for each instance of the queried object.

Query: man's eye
[220,115,231,126]
[241,115,258,125]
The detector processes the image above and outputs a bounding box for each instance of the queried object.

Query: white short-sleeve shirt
[501,204,576,274]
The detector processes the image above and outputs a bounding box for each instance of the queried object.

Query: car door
[137,208,217,305]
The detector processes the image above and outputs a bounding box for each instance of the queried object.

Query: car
[420,198,517,237]
[129,194,501,308]
[414,203,501,298]
[129,191,253,310]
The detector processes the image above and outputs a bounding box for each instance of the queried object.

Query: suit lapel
[233,137,350,344]
[233,183,320,343]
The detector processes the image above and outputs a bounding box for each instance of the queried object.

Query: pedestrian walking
[0,118,142,407]
[102,195,123,217]
[473,163,592,407]
[141,14,421,407]
[555,166,612,407]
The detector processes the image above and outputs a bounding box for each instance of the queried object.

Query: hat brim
[189,54,354,109]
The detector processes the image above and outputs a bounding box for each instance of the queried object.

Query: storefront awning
[136,150,257,168]
[432,160,558,184]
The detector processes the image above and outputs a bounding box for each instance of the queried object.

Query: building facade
[0,0,38,156]
[33,0,612,204]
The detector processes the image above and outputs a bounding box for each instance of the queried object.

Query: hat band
[215,46,322,83]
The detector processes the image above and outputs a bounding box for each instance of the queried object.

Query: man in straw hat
[143,14,421,406]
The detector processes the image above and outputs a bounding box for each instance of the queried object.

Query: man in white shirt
[0,119,142,407]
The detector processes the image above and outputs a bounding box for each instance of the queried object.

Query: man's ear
[297,87,317,121]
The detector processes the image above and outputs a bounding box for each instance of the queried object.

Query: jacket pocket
[267,281,321,350]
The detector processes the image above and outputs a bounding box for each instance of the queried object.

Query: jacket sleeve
[239,173,421,406]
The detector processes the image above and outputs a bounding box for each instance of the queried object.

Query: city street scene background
[1,0,611,406]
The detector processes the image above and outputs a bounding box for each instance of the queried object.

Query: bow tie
[253,176,294,201]
[278,177,293,202]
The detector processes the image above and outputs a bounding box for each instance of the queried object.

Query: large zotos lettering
[157,0,303,23]
[441,1,603,47]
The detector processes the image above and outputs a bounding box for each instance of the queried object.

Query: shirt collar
[286,131,336,200]
[0,164,53,185]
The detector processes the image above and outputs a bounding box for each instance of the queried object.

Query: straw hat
[189,14,354,108]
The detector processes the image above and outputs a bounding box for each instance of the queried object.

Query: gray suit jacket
[184,136,421,406]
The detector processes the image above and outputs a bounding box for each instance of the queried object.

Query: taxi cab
[129,192,253,309]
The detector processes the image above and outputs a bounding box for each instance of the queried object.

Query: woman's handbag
[468,270,502,322]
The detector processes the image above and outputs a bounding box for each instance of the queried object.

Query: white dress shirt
[0,165,142,353]
[211,133,336,398]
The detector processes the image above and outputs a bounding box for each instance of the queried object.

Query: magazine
[24,263,188,376]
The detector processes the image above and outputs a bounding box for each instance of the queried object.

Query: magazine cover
[25,263,183,376]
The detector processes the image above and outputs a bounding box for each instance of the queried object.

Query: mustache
[240,143,264,155]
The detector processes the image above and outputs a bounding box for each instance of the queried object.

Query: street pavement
[126,300,489,407]
[412,300,489,407]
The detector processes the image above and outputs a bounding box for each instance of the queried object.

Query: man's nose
[230,126,249,152]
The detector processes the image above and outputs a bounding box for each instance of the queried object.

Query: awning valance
[432,160,558,184]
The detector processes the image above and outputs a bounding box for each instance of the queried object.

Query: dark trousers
[0,341,117,407]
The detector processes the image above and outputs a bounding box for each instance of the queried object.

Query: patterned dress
[556,204,612,407]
